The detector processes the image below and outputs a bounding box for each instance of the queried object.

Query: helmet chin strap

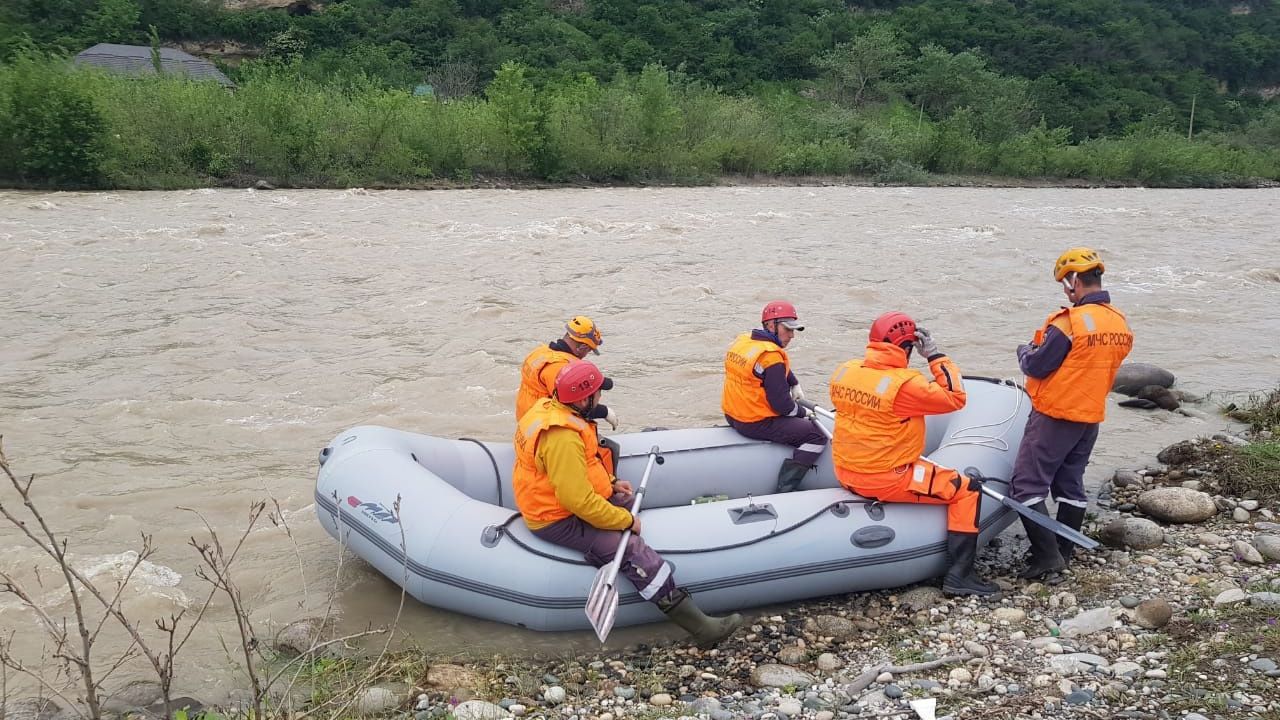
[573,394,599,418]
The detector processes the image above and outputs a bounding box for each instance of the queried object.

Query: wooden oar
[798,400,1097,550]
[585,445,661,642]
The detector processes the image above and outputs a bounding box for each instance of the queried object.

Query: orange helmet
[1053,247,1105,282]
[761,300,803,330]
[869,311,917,348]
[565,315,603,354]
[556,360,606,403]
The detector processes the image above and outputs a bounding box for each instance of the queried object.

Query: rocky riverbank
[277,429,1280,720]
[8,432,1277,720]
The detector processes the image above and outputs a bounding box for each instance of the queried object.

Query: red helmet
[869,311,917,347]
[761,300,803,330]
[555,361,606,403]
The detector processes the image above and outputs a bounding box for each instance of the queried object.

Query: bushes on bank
[1,55,1277,189]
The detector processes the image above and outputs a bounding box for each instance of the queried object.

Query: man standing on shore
[722,301,828,493]
[1012,247,1133,580]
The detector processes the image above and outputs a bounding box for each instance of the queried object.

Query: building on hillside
[73,43,235,88]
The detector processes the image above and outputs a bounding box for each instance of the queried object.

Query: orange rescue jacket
[829,342,967,474]
[513,398,618,527]
[515,344,577,420]
[1026,303,1133,423]
[722,333,791,423]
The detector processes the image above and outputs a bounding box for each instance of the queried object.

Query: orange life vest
[513,398,614,525]
[515,344,576,420]
[1026,303,1133,423]
[828,359,922,473]
[722,334,790,423]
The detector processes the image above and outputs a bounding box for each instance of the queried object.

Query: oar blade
[585,565,620,642]
[981,486,1099,550]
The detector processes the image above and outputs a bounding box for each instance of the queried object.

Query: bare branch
[182,502,268,720]
[89,536,154,646]
[268,496,309,609]
[0,639,85,719]
[323,494,410,718]
[845,653,973,694]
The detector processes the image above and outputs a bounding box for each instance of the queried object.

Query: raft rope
[933,376,1026,453]
[489,376,1027,563]
[492,498,878,564]
[458,437,503,507]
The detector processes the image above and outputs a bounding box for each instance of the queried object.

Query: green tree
[814,24,903,106]
[5,55,107,186]
[634,64,681,154]
[486,61,543,173]
[85,0,141,44]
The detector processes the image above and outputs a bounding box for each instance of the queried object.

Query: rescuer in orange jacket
[514,361,742,647]
[516,315,618,429]
[722,300,828,493]
[1011,247,1133,580]
[829,312,997,597]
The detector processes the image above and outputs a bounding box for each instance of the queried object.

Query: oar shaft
[602,446,661,582]
[801,402,1096,550]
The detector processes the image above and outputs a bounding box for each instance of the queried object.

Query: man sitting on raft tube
[516,315,620,473]
[514,361,743,647]
[721,300,829,493]
[516,315,619,430]
[828,312,998,598]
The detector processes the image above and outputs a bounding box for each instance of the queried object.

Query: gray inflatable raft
[315,377,1030,631]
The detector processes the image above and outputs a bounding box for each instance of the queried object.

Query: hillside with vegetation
[2,0,1279,188]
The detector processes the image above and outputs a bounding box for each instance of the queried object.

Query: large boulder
[2,698,61,720]
[1134,598,1173,629]
[750,664,815,688]
[1254,535,1280,562]
[1112,363,1175,396]
[1157,440,1204,466]
[1117,385,1180,411]
[1100,517,1164,550]
[103,680,163,712]
[273,617,336,657]
[452,700,510,720]
[1137,487,1217,524]
[426,663,482,691]
[806,614,859,640]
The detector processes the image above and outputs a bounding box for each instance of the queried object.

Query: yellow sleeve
[538,428,633,530]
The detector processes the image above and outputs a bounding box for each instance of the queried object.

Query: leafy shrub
[2,55,107,187]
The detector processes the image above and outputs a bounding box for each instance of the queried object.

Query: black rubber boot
[1019,501,1067,580]
[775,459,811,493]
[1055,504,1087,565]
[941,532,999,597]
[659,589,743,648]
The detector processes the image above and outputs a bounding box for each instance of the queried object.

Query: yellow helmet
[1053,247,1105,282]
[565,315,603,354]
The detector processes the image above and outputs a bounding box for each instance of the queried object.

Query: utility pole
[1187,94,1197,140]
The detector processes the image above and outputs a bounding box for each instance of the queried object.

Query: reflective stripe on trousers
[532,513,678,604]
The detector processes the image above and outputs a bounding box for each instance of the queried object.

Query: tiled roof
[73,43,235,87]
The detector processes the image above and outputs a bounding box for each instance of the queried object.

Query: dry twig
[845,653,974,694]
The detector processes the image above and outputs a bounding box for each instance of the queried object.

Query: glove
[790,383,806,402]
[914,327,939,358]
[793,403,812,419]
[603,406,619,431]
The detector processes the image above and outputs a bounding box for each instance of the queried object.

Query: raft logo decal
[347,496,399,525]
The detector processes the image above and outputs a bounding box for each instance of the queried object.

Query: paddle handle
[797,398,836,421]
[798,400,835,439]
[603,446,661,576]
